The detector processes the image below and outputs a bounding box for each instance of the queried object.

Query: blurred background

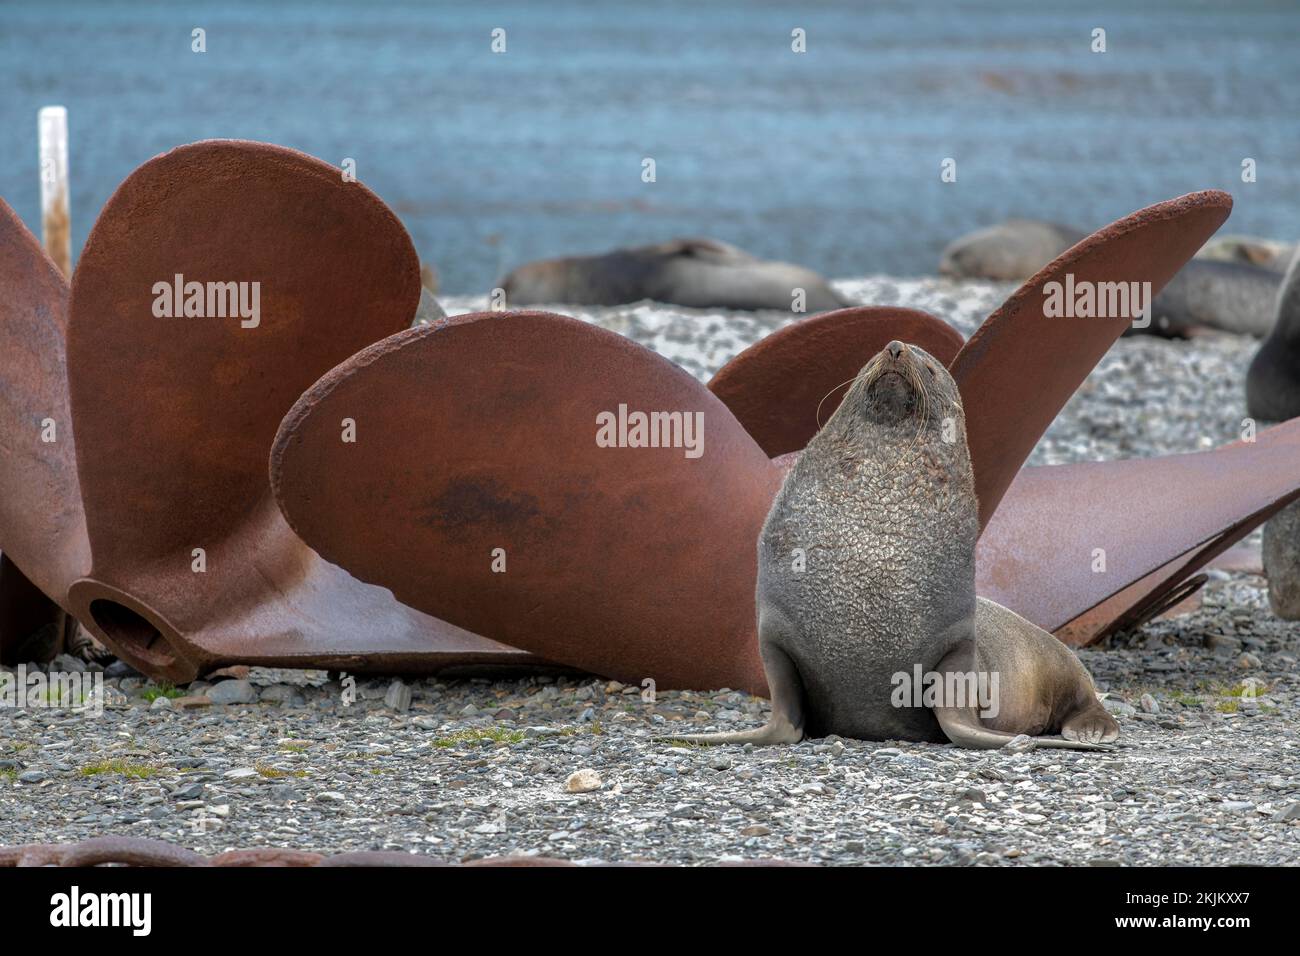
[2,0,1297,293]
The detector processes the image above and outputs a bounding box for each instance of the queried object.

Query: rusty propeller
[272,190,1281,692]
[1,142,532,682]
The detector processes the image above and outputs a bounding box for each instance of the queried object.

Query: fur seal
[501,238,851,312]
[941,218,1283,338]
[939,220,1084,281]
[1247,248,1300,619]
[1198,235,1295,272]
[664,341,1119,749]
[1246,247,1300,422]
[1145,259,1281,338]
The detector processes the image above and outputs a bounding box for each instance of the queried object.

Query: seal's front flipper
[932,702,1114,752]
[655,637,805,746]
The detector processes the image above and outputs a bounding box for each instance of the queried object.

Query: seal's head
[838,340,963,436]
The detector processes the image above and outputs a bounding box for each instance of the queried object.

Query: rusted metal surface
[273,310,777,695]
[0,198,88,663]
[1,142,533,682]
[975,419,1300,645]
[707,306,965,458]
[0,835,804,867]
[950,191,1233,527]
[272,193,1269,689]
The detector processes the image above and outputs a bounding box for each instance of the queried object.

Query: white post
[38,105,71,279]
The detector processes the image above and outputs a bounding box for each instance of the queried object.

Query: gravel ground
[3,278,1296,865]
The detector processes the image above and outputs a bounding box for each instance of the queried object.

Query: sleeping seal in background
[500,238,851,312]
[661,341,1119,750]
[939,219,1085,281]
[941,218,1284,338]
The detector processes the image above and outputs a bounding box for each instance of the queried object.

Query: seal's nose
[887,340,905,359]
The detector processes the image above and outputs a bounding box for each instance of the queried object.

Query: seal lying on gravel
[501,238,851,312]
[1247,248,1300,619]
[666,341,1120,750]
[941,218,1282,338]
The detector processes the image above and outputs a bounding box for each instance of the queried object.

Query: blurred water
[2,0,1298,293]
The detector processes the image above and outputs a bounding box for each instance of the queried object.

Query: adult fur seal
[1247,248,1300,619]
[665,341,1120,749]
[939,220,1084,281]
[501,238,850,312]
[941,218,1282,338]
[1146,259,1281,338]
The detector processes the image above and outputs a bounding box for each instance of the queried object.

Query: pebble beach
[3,278,1296,866]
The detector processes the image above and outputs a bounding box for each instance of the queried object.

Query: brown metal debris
[0,151,1284,692]
[0,835,804,867]
[707,306,965,458]
[0,142,533,682]
[272,309,776,695]
[273,190,1275,688]
[952,190,1233,528]
[977,420,1300,644]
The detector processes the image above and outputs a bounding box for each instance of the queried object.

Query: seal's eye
[926,364,936,376]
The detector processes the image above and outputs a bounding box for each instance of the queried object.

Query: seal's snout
[887,340,905,359]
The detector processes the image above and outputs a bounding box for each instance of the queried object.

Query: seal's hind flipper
[655,634,805,747]
[933,705,1115,752]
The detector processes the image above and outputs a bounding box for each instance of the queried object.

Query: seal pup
[1246,247,1300,619]
[500,238,851,312]
[664,341,1120,749]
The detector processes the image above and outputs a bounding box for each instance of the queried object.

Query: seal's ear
[59,139,516,681]
[950,191,1233,528]
[271,310,779,694]
[976,419,1300,646]
[707,306,965,457]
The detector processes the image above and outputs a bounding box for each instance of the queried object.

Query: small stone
[1139,694,1159,714]
[224,767,258,780]
[384,679,412,713]
[50,653,87,674]
[259,685,305,706]
[104,660,140,679]
[208,679,257,705]
[1102,699,1136,718]
[316,791,346,803]
[1237,652,1262,669]
[740,825,770,837]
[149,696,172,710]
[1003,734,1035,753]
[1270,802,1300,822]
[18,770,46,784]
[565,769,603,794]
[172,695,212,709]
[206,665,250,681]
